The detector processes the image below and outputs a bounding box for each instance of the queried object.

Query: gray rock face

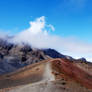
[0,38,49,75]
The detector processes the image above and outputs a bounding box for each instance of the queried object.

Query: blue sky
[0,0,92,60]
[0,0,92,42]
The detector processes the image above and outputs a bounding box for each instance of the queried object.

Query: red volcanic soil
[51,58,92,89]
[0,58,92,92]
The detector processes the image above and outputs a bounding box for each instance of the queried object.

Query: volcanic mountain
[0,38,92,92]
[0,38,72,75]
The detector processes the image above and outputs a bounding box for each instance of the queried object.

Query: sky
[0,0,92,61]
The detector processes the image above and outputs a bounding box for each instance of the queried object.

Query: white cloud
[28,16,45,35]
[10,16,92,62]
[47,24,55,31]
[0,30,10,39]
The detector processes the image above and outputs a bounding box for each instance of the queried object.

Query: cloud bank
[8,16,92,61]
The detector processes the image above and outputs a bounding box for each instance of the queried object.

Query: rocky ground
[0,38,92,92]
[0,58,92,92]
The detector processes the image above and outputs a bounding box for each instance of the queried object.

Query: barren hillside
[0,58,92,92]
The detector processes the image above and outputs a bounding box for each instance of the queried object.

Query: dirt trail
[0,58,92,92]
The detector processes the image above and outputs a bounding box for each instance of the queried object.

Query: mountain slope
[0,58,92,92]
[0,38,49,74]
[0,38,73,75]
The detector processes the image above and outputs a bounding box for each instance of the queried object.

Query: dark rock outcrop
[43,49,66,58]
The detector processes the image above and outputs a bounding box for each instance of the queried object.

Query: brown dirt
[0,58,92,92]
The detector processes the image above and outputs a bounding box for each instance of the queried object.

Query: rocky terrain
[0,38,92,92]
[0,38,49,74]
[0,38,74,75]
[0,58,92,92]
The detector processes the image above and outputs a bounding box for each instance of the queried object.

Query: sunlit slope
[0,58,92,92]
